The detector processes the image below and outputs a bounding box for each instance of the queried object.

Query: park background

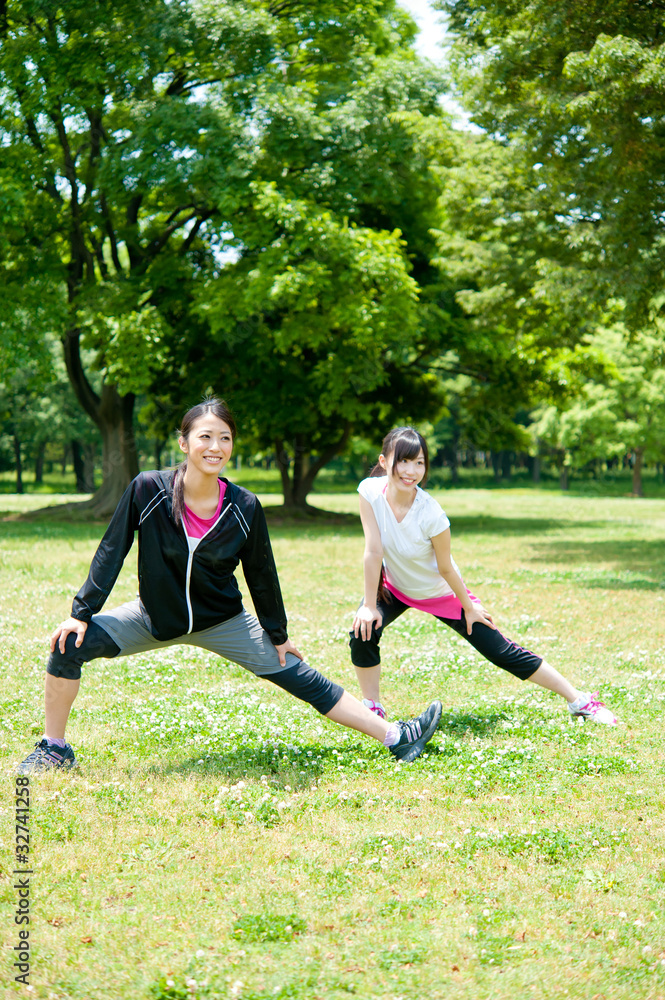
[1,1,665,998]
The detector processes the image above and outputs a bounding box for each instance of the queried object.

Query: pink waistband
[384,580,477,620]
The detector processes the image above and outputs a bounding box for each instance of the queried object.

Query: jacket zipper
[184,505,232,634]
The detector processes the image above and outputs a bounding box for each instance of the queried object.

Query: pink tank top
[183,481,226,538]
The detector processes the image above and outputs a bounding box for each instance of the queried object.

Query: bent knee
[46,623,120,680]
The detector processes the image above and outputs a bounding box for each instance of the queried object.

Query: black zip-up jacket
[71,470,288,644]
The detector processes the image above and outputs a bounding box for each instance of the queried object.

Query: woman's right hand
[353,604,382,641]
[50,617,88,654]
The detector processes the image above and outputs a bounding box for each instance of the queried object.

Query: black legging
[349,593,542,680]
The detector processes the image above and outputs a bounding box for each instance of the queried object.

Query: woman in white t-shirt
[350,426,618,725]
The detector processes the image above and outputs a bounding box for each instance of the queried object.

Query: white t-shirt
[358,476,460,600]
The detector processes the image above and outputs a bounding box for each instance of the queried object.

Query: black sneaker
[17,739,77,774]
[389,700,442,763]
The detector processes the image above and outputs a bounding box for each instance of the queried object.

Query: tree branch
[100,193,123,274]
[145,211,199,258]
[125,194,145,270]
[126,194,143,226]
[180,211,214,255]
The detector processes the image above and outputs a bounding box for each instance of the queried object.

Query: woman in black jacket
[18,398,441,773]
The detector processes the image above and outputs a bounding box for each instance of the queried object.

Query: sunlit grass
[1,488,664,999]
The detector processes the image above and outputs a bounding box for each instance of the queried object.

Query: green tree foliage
[0,0,265,512]
[195,186,444,506]
[0,335,100,492]
[440,0,665,325]
[145,2,458,507]
[1,0,458,510]
[532,326,665,494]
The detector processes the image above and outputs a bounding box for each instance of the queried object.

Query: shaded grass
[1,488,665,999]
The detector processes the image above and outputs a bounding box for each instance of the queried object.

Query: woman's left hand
[464,603,495,635]
[274,638,304,666]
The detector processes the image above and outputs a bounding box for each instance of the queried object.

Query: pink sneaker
[568,691,618,726]
[362,698,387,720]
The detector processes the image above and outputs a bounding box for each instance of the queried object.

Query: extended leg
[437,612,616,722]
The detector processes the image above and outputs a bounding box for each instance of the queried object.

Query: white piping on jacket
[182,504,233,633]
[139,489,168,525]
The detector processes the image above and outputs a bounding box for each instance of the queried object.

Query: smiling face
[179,413,234,477]
[380,448,426,491]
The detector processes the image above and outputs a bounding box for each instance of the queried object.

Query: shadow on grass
[152,741,373,786]
[528,539,665,590]
[451,515,613,535]
[435,710,510,739]
[263,505,359,527]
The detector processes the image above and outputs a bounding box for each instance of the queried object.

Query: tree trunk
[559,466,569,491]
[530,455,541,483]
[83,443,96,492]
[62,325,138,516]
[72,440,85,491]
[92,388,139,514]
[444,444,459,485]
[491,451,501,481]
[632,448,644,497]
[34,441,46,484]
[274,437,294,506]
[72,440,95,492]
[154,438,165,471]
[14,434,23,494]
[501,450,512,480]
[274,426,352,510]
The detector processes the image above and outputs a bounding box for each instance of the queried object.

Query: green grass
[1,488,665,999]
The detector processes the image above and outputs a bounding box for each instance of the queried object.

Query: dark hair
[370,426,429,485]
[172,396,237,526]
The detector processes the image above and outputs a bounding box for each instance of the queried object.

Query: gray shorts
[94,601,298,677]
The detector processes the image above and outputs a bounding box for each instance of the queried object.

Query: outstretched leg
[437,611,617,723]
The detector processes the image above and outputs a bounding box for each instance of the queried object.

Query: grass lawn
[1,487,664,999]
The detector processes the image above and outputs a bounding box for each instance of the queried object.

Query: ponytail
[171,461,188,527]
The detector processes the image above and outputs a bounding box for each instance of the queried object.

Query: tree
[143,4,458,509]
[1,0,458,512]
[194,186,445,507]
[440,0,665,325]
[530,326,665,494]
[0,0,269,512]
